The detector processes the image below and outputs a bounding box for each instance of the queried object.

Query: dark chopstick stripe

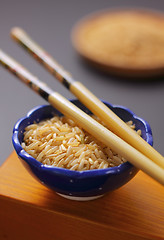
[13,37,73,89]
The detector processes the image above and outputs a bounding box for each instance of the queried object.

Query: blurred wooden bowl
[72,9,164,78]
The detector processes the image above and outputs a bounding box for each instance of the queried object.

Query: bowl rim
[12,100,153,179]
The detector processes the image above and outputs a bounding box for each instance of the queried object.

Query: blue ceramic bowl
[12,100,153,201]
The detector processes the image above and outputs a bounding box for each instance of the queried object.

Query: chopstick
[10,27,164,170]
[0,49,164,185]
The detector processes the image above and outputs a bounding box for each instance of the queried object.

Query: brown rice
[21,115,141,171]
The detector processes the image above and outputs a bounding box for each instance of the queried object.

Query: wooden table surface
[0,151,164,240]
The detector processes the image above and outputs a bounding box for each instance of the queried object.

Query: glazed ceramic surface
[12,100,153,200]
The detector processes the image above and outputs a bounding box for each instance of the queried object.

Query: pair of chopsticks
[0,27,164,185]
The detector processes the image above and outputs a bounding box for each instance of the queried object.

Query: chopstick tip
[10,27,24,39]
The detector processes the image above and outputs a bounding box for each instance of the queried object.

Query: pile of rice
[21,115,141,171]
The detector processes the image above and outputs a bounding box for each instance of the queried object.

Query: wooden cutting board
[0,151,164,240]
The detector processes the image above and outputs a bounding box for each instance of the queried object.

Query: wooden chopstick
[0,49,164,185]
[10,27,164,170]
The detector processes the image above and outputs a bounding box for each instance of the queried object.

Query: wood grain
[0,152,164,240]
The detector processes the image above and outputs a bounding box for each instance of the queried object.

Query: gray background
[0,0,164,166]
